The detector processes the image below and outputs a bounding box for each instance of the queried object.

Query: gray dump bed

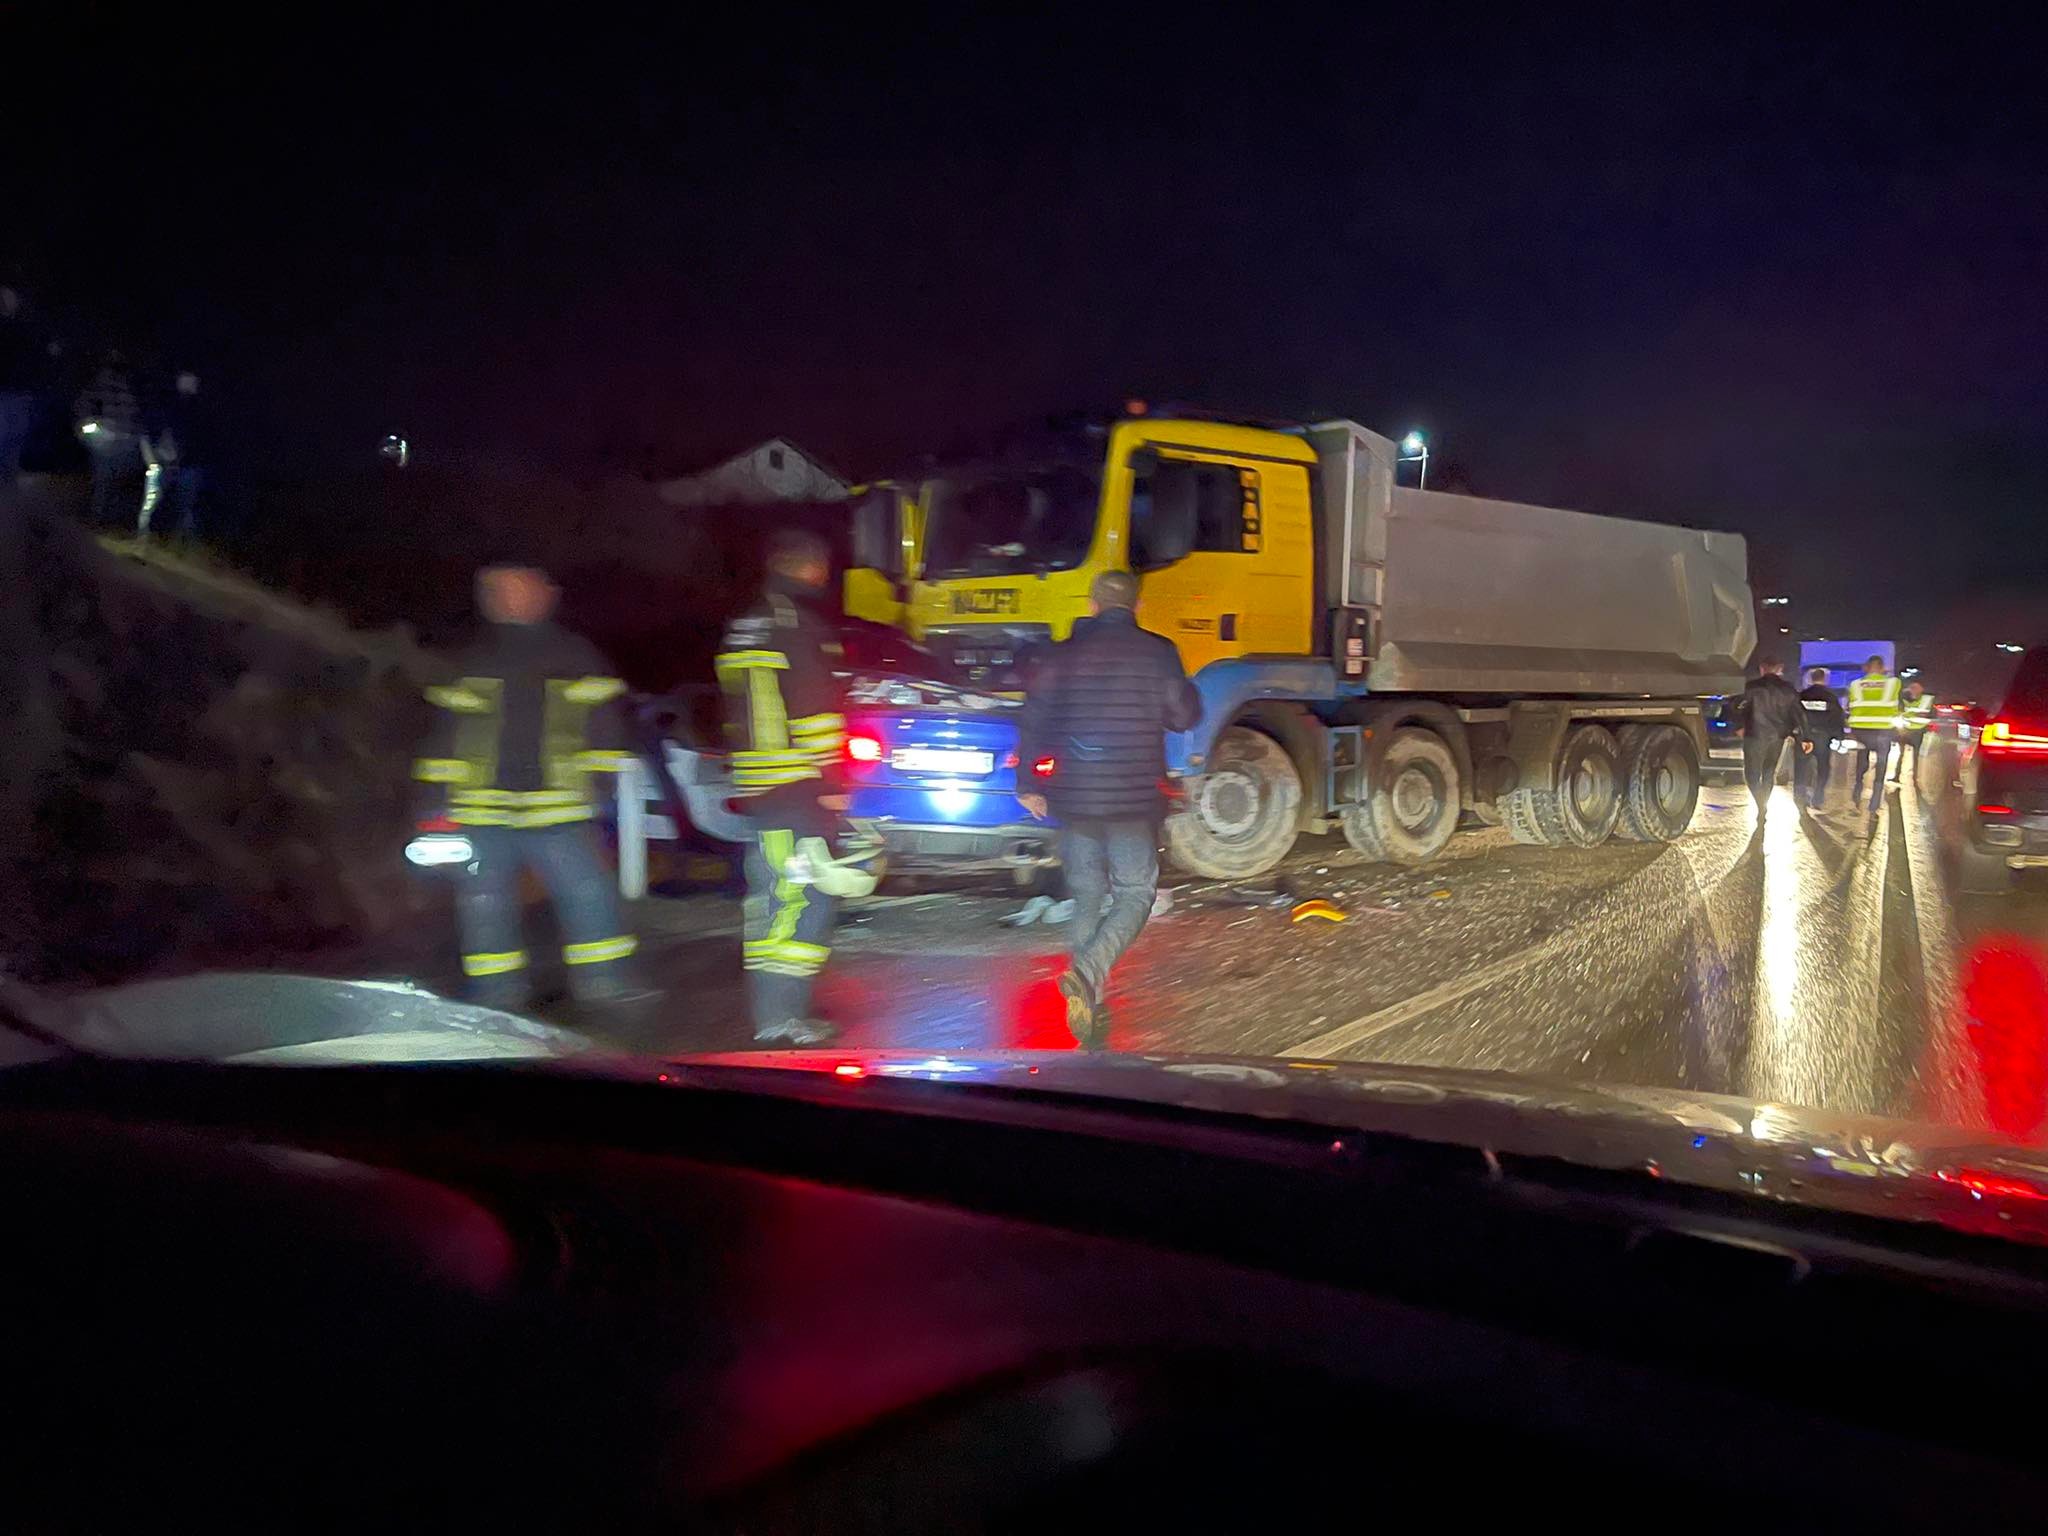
[1370,487,1754,697]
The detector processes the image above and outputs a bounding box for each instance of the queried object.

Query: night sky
[11,8,2047,659]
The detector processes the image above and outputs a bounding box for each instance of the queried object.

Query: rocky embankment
[3,489,446,982]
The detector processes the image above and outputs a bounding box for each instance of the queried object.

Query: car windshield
[9,16,2048,1250]
[920,465,1101,579]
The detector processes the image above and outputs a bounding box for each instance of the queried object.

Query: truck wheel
[1340,728,1460,866]
[1165,726,1302,880]
[1501,724,1623,847]
[1615,724,1701,842]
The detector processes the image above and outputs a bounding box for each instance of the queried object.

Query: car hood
[674,1048,2048,1245]
[10,972,587,1065]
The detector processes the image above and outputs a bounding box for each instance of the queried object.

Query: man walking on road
[414,562,648,1015]
[1892,678,1935,789]
[1846,654,1902,815]
[1018,570,1201,1049]
[717,530,861,1045]
[1734,654,1812,822]
[1795,666,1847,810]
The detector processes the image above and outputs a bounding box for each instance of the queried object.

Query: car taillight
[1032,755,1056,778]
[846,732,883,763]
[1979,805,2015,815]
[1981,719,2048,754]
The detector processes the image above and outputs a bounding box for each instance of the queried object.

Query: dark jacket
[1736,673,1812,745]
[1797,682,1848,741]
[414,620,631,827]
[1019,606,1201,822]
[715,578,846,830]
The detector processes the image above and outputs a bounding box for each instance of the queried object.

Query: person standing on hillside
[1018,569,1201,1048]
[413,562,648,1015]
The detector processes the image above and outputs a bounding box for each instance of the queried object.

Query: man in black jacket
[1735,655,1813,822]
[1795,666,1847,810]
[1018,570,1201,1047]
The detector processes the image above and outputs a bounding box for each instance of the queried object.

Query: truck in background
[841,407,1755,879]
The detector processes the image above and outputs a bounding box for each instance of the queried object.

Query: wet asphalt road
[614,733,2048,1137]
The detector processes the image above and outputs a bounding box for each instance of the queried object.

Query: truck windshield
[921,465,1101,579]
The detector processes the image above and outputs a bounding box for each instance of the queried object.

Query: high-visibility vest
[1846,674,1901,731]
[1901,693,1935,733]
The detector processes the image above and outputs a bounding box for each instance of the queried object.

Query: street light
[1997,642,2026,654]
[1398,429,1429,490]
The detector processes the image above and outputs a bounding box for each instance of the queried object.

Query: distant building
[656,437,847,509]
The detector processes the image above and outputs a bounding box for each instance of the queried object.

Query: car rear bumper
[877,821,1058,869]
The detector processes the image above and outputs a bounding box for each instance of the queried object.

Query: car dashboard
[3,1055,2048,1530]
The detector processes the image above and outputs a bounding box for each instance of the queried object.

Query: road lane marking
[1281,940,1568,1057]
[1281,796,1805,1064]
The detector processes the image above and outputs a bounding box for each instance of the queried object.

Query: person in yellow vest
[1845,654,1902,816]
[1891,678,1936,790]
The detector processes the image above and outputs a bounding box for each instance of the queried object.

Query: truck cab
[842,481,925,631]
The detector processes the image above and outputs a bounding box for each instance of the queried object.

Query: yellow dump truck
[842,407,1754,878]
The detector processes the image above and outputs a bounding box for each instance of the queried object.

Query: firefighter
[1892,678,1936,789]
[718,529,875,1044]
[1845,653,1902,815]
[1795,666,1847,810]
[413,562,646,1013]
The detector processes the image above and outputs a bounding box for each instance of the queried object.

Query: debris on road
[1290,899,1348,924]
[1211,883,1294,908]
[997,895,1054,928]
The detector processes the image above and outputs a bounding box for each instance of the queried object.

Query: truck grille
[920,625,1053,688]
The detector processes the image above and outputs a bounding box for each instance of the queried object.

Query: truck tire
[1614,724,1701,843]
[1340,727,1460,866]
[1165,726,1302,880]
[1501,723,1623,848]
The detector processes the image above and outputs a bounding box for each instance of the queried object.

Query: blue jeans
[1058,817,1159,1002]
[455,821,638,1008]
[1849,729,1892,809]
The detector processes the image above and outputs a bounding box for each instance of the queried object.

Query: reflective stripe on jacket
[1846,674,1901,731]
[716,583,846,826]
[1901,694,1935,733]
[413,620,630,826]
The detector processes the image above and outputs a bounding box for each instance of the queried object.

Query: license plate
[891,747,994,776]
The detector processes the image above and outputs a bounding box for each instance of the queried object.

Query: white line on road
[1280,940,1569,1057]
[1281,813,1756,1061]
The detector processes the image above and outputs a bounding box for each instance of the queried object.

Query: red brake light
[1938,1167,2048,1202]
[1031,755,1056,779]
[1982,719,2048,754]
[846,733,883,763]
[1979,804,2015,816]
